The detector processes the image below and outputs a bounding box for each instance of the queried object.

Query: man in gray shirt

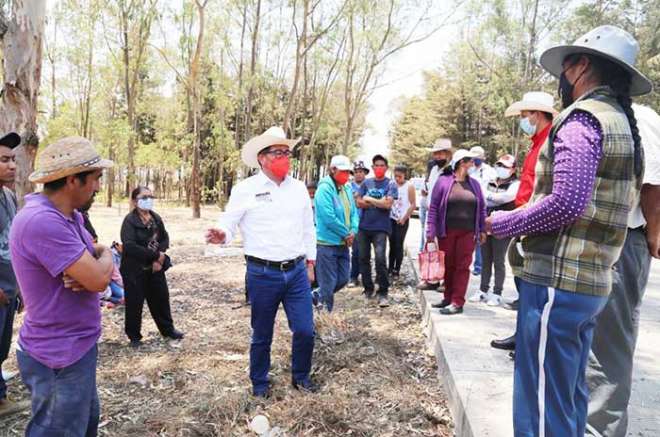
[0,132,27,417]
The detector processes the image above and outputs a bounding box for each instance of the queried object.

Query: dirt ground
[0,204,452,436]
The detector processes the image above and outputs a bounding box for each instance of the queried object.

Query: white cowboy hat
[241,126,301,168]
[450,149,477,169]
[505,91,558,117]
[29,137,113,184]
[540,25,652,96]
[429,138,453,153]
[330,155,352,171]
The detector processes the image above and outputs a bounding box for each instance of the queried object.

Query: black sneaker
[292,379,320,393]
[311,288,321,307]
[417,281,439,291]
[431,299,451,309]
[129,339,142,349]
[164,329,184,340]
[439,304,463,315]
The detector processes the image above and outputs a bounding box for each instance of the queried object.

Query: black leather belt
[245,255,305,271]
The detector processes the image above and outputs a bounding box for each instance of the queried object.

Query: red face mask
[266,157,290,179]
[373,167,386,178]
[334,171,350,185]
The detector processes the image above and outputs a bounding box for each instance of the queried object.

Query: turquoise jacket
[314,175,360,246]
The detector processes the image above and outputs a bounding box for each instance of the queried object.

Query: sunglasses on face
[264,149,292,158]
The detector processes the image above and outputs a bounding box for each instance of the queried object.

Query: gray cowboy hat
[540,25,652,96]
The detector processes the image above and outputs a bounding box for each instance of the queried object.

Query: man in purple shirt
[10,136,114,437]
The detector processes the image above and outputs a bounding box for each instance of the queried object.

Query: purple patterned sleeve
[491,111,603,238]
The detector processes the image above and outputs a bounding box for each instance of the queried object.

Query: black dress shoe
[439,304,463,315]
[164,329,185,340]
[503,300,519,311]
[292,379,320,393]
[431,299,451,309]
[491,334,516,350]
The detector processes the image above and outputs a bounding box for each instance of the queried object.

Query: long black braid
[587,55,643,178]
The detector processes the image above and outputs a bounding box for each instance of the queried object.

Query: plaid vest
[507,87,642,296]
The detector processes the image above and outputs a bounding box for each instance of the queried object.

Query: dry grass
[0,204,452,436]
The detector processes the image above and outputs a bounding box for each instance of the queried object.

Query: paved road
[405,216,660,436]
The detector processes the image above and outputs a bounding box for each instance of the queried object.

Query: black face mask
[558,65,587,109]
[434,159,447,168]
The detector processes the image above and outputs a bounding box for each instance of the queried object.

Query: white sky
[357,27,456,160]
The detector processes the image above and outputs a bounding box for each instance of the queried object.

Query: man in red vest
[490,91,556,351]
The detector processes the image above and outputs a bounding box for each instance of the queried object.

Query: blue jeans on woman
[316,245,350,312]
[17,344,99,437]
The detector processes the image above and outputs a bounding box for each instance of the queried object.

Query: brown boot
[0,398,30,418]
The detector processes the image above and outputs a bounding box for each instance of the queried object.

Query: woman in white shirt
[389,165,416,278]
[468,154,520,306]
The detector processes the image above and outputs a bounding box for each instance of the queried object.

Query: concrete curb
[406,252,475,437]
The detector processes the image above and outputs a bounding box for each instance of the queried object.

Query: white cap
[469,146,486,159]
[450,149,478,169]
[330,155,352,171]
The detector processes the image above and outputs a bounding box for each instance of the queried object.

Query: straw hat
[540,25,652,96]
[505,92,558,117]
[241,126,300,168]
[29,137,113,184]
[430,138,453,153]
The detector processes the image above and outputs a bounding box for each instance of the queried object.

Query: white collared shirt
[217,171,316,262]
[629,104,660,228]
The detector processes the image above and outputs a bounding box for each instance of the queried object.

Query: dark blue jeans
[358,230,389,295]
[316,245,350,312]
[350,238,360,281]
[0,290,18,400]
[246,259,315,393]
[17,344,99,437]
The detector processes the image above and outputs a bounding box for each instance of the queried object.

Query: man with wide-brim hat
[0,131,30,418]
[206,126,318,397]
[9,136,114,435]
[489,91,558,349]
[486,25,651,437]
[417,138,453,291]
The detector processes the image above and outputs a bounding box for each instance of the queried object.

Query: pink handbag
[419,242,445,283]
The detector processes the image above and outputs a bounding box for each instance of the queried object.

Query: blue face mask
[473,158,483,167]
[137,198,154,211]
[519,117,536,136]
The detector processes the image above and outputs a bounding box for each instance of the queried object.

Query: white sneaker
[468,291,486,303]
[486,292,502,306]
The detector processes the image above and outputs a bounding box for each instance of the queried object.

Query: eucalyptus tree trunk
[0,0,46,205]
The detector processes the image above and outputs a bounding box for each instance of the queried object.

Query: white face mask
[496,167,512,179]
[137,197,154,211]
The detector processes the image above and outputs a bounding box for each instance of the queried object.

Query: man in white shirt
[418,138,453,290]
[206,126,317,398]
[467,146,496,277]
[586,104,660,437]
